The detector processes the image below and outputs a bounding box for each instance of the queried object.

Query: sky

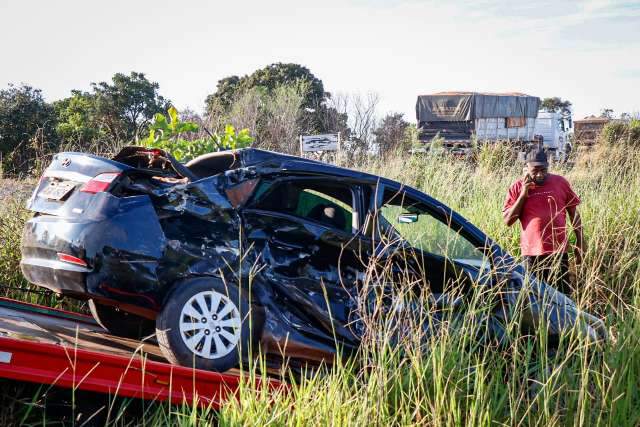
[1,0,638,122]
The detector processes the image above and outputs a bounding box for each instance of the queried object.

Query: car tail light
[57,253,88,267]
[80,172,121,194]
[142,149,162,156]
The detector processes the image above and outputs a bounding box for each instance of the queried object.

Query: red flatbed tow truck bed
[0,297,282,408]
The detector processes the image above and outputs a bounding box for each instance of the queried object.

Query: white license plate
[39,181,76,201]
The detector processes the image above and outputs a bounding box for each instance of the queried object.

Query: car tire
[156,278,260,372]
[88,300,156,340]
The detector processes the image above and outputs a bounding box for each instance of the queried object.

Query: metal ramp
[0,297,281,408]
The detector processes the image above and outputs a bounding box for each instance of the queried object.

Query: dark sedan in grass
[20,147,606,372]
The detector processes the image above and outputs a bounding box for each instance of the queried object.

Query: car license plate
[39,181,76,201]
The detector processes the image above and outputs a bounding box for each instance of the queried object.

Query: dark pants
[524,253,572,295]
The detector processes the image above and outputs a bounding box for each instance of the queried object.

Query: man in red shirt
[502,146,584,295]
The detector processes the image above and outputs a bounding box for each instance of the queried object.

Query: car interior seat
[308,204,346,230]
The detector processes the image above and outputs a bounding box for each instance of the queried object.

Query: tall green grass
[1,143,639,425]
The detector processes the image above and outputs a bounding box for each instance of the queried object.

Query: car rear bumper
[21,215,94,295]
[20,194,167,305]
[20,256,89,295]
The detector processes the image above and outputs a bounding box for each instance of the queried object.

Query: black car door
[365,183,494,299]
[240,176,369,350]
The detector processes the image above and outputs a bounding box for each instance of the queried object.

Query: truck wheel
[88,300,156,340]
[156,278,260,372]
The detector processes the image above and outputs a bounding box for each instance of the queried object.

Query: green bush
[142,106,254,162]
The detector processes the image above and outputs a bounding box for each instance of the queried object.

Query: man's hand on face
[520,173,536,198]
[520,164,548,198]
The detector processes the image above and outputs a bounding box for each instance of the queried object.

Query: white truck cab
[534,111,573,160]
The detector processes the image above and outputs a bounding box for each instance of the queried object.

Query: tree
[54,90,102,147]
[259,83,307,153]
[349,92,379,149]
[224,87,264,139]
[91,72,170,142]
[53,72,170,150]
[205,63,329,134]
[373,113,410,156]
[541,97,572,117]
[206,76,241,112]
[243,63,325,109]
[223,83,307,154]
[311,102,350,138]
[317,92,378,160]
[0,84,57,174]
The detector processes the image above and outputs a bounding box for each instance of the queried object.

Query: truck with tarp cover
[416,92,541,150]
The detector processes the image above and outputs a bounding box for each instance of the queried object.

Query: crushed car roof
[187,148,386,183]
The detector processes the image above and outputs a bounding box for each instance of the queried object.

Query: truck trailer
[416,92,541,150]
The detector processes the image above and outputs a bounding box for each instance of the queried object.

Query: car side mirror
[397,213,418,224]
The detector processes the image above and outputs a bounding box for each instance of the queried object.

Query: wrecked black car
[20,147,607,372]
